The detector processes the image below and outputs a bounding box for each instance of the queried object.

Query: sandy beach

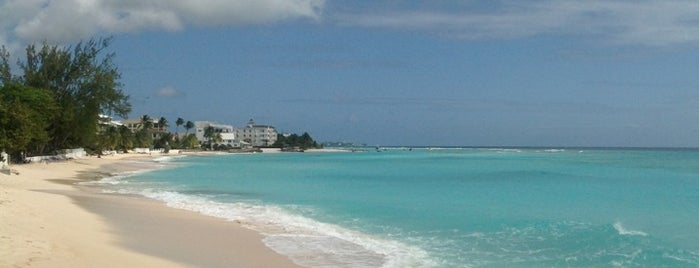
[0,153,301,268]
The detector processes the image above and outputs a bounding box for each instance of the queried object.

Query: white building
[194,121,239,147]
[98,114,123,128]
[193,119,278,148]
[235,119,278,147]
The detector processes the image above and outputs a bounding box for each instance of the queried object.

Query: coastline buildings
[113,117,278,149]
[194,119,278,148]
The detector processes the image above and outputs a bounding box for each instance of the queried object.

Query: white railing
[25,148,87,163]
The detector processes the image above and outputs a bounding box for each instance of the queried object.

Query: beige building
[120,117,168,139]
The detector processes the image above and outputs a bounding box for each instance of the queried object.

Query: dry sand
[0,153,301,268]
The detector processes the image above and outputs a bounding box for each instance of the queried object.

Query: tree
[175,117,184,134]
[180,134,199,149]
[273,132,321,150]
[140,114,153,129]
[203,126,222,150]
[12,38,131,153]
[0,103,35,157]
[184,121,195,135]
[0,83,57,158]
[96,125,120,153]
[158,117,168,131]
[0,46,11,85]
[117,125,134,153]
[134,114,154,148]
[134,130,152,149]
[300,132,314,148]
[154,132,173,152]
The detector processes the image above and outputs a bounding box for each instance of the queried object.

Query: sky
[2,0,699,147]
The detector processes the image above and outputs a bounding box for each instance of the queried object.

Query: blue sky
[3,0,699,147]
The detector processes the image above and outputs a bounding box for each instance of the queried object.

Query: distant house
[120,117,168,139]
[235,119,278,147]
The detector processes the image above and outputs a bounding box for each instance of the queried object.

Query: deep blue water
[100,148,699,267]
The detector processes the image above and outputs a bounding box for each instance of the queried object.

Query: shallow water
[99,148,699,267]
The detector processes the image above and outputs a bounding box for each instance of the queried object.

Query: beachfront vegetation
[177,133,199,149]
[184,121,195,135]
[202,126,223,150]
[175,117,184,134]
[0,83,56,154]
[1,38,322,161]
[0,38,131,160]
[273,132,322,150]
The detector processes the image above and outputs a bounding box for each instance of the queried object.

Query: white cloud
[0,0,324,44]
[4,0,699,49]
[157,86,183,98]
[336,0,699,47]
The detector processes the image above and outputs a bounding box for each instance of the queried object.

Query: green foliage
[140,114,153,129]
[175,117,184,134]
[203,126,214,141]
[0,98,38,153]
[180,134,199,149]
[134,129,153,148]
[154,132,173,149]
[184,121,195,134]
[202,126,223,150]
[0,46,11,84]
[0,38,131,155]
[0,83,57,154]
[96,125,120,152]
[273,132,321,150]
[157,117,168,131]
[117,125,134,153]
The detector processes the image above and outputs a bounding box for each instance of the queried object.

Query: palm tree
[203,126,222,150]
[140,114,153,130]
[203,126,214,148]
[117,125,134,152]
[158,117,168,131]
[184,121,194,135]
[138,115,154,148]
[175,117,184,134]
[104,125,120,150]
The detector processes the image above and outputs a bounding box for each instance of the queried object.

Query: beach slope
[0,155,300,268]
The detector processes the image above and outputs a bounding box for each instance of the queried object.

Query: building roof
[249,125,275,129]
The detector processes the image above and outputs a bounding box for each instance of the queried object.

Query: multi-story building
[193,119,277,148]
[194,121,239,147]
[235,119,278,147]
[120,117,168,139]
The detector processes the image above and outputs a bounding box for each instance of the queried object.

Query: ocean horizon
[94,147,699,267]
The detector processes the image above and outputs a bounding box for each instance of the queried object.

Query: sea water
[98,148,699,267]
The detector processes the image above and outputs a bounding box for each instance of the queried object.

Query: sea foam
[613,222,648,237]
[130,189,436,268]
[152,155,188,163]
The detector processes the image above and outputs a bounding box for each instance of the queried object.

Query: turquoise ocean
[97,148,699,267]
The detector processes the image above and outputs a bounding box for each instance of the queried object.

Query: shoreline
[0,153,301,268]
